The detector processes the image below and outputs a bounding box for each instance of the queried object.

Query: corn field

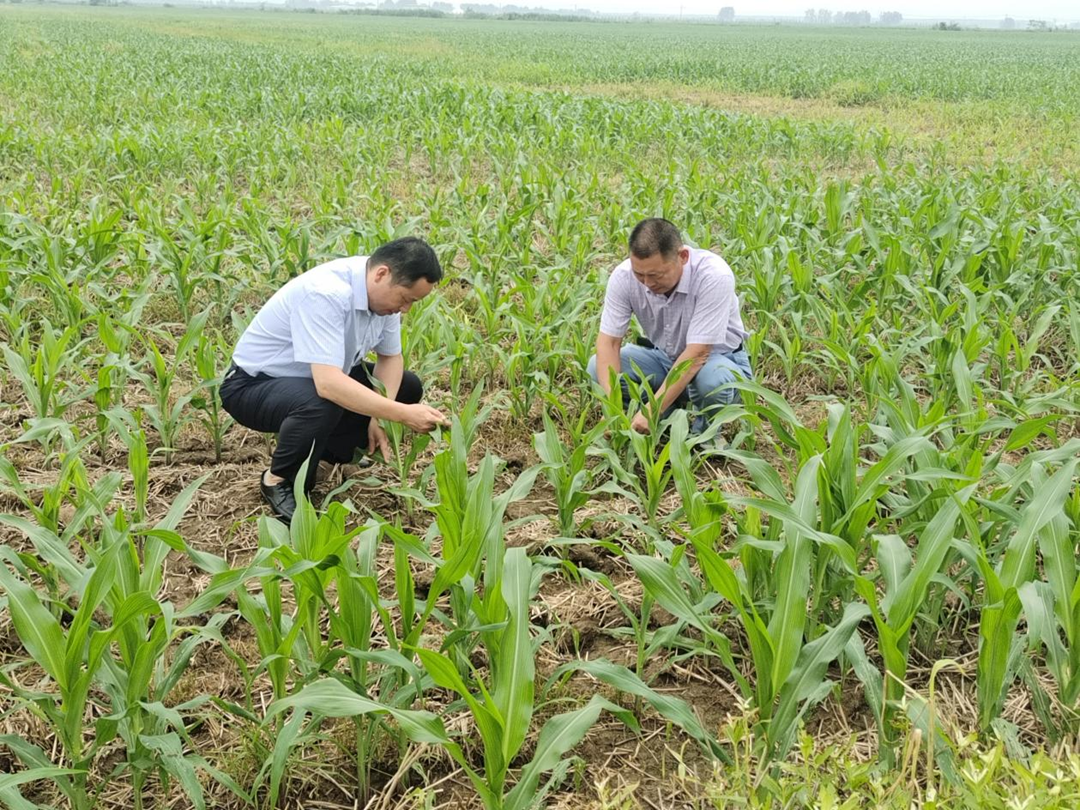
[1,6,1079,809]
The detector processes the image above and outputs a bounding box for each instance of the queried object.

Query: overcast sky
[562,0,1078,18]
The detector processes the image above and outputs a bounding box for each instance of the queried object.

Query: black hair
[369,237,443,286]
[628,218,683,260]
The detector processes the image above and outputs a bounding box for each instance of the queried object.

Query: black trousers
[220,362,423,491]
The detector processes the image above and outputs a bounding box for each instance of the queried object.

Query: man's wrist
[385,401,410,423]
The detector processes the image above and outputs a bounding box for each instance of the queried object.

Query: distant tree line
[373,0,455,10]
[461,2,598,18]
[803,8,900,25]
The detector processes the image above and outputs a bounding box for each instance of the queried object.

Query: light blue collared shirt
[232,256,402,378]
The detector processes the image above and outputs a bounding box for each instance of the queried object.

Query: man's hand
[368,420,390,459]
[401,403,450,433]
[630,411,650,434]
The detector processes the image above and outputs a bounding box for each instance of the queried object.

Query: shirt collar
[352,256,371,312]
[671,251,693,296]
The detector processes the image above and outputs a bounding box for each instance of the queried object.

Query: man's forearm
[595,336,622,394]
[652,348,707,412]
[312,365,408,422]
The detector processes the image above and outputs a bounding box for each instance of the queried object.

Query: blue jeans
[587,343,752,432]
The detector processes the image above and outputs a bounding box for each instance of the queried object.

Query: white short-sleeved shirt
[232,256,401,378]
[598,247,748,358]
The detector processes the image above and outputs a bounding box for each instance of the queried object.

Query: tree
[817,7,831,23]
[805,8,816,23]
[879,10,901,25]
[718,6,734,22]
[1001,16,1016,29]
[1027,19,1048,30]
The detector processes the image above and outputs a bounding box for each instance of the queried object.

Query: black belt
[635,336,743,353]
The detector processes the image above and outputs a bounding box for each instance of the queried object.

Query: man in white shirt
[221,237,448,523]
[589,218,751,434]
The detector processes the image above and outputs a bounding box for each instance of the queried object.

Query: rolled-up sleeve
[598,270,632,338]
[375,314,402,356]
[686,272,734,346]
[290,289,348,368]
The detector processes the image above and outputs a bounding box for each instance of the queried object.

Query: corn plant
[852,492,970,765]
[189,330,234,464]
[388,420,541,671]
[2,320,88,422]
[533,408,606,539]
[0,465,235,810]
[144,207,230,323]
[6,460,87,555]
[643,412,868,762]
[237,499,428,804]
[588,370,677,539]
[970,451,1080,732]
[234,499,366,706]
[413,547,638,810]
[130,310,209,461]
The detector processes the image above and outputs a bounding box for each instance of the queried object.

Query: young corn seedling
[384,418,434,509]
[388,384,494,515]
[392,420,540,676]
[2,319,88,422]
[1015,480,1080,739]
[664,412,869,763]
[852,489,971,767]
[413,547,639,810]
[533,408,606,539]
[189,330,234,464]
[265,545,630,810]
[0,428,103,536]
[236,492,366,706]
[144,208,229,323]
[969,450,1080,732]
[241,499,427,805]
[0,536,153,810]
[0,466,234,810]
[131,309,209,462]
[496,321,558,422]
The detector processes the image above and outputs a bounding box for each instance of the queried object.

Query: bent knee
[399,371,423,404]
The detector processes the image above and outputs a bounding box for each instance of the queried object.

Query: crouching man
[221,237,449,523]
[588,218,751,434]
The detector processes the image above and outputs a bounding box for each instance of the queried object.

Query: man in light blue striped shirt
[588,218,751,434]
[221,237,448,523]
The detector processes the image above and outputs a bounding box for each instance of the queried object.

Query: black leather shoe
[260,471,297,525]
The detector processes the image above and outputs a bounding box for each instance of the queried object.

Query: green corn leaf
[494,547,535,768]
[769,602,870,760]
[998,459,1078,590]
[886,496,963,633]
[552,658,728,762]
[504,694,635,810]
[266,677,449,743]
[0,767,83,794]
[139,733,205,810]
[768,455,820,702]
[0,515,84,588]
[627,553,748,696]
[0,565,67,689]
[977,588,1024,730]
